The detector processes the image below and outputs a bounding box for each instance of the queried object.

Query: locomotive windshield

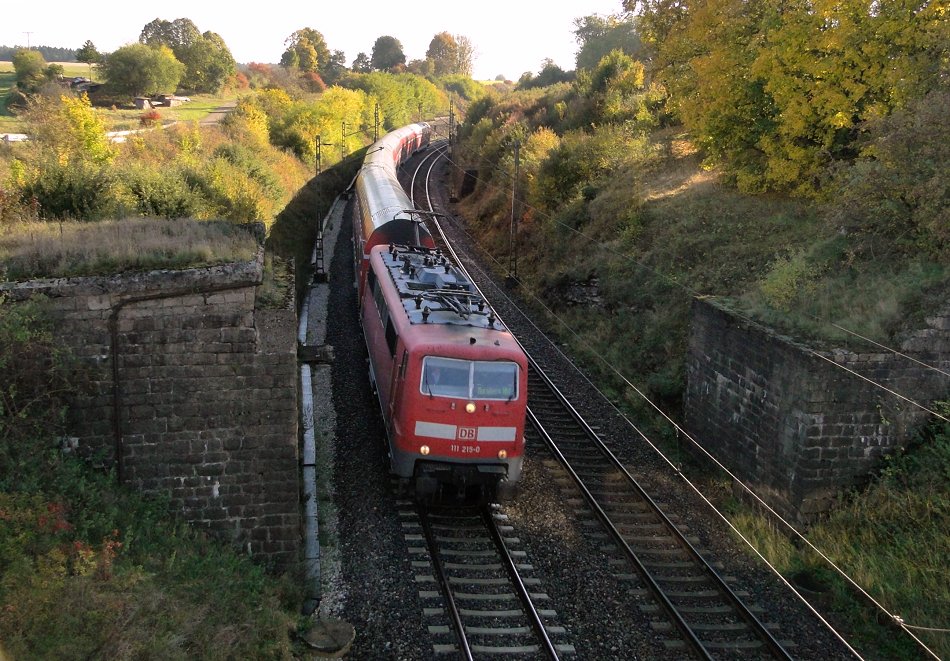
[421,356,518,401]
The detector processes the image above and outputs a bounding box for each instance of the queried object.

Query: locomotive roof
[376,244,506,331]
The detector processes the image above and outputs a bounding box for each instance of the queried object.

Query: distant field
[0,62,237,132]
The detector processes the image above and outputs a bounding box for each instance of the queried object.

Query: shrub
[139,109,162,127]
[758,250,820,311]
[20,159,119,220]
[118,165,202,219]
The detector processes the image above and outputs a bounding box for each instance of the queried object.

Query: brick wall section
[1,249,300,568]
[684,298,950,522]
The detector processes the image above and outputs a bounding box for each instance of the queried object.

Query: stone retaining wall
[684,298,949,521]
[1,248,300,568]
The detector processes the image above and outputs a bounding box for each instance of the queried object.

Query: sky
[4,1,625,81]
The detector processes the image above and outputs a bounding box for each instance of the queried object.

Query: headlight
[420,445,430,456]
[465,402,476,413]
[497,449,508,459]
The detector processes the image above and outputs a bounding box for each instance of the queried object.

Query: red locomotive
[351,124,528,500]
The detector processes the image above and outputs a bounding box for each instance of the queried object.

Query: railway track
[405,143,803,659]
[525,361,795,659]
[400,501,574,658]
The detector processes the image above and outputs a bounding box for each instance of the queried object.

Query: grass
[0,218,259,281]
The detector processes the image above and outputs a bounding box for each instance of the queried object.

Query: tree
[139,18,235,93]
[178,31,236,93]
[281,28,330,77]
[573,13,643,71]
[517,59,573,90]
[406,59,433,76]
[140,17,201,50]
[828,87,950,256]
[352,52,372,73]
[100,43,184,97]
[12,49,49,92]
[324,50,347,84]
[371,36,406,72]
[25,93,115,166]
[454,36,475,77]
[426,32,458,76]
[76,40,101,77]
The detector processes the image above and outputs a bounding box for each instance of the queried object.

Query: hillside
[450,69,948,659]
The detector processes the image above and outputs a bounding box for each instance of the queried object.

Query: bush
[139,109,161,127]
[0,296,75,490]
[20,159,119,220]
[757,250,819,311]
[119,165,202,219]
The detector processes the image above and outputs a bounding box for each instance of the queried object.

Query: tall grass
[0,218,258,281]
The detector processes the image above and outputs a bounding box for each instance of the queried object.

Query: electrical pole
[374,104,379,143]
[24,32,33,49]
[448,97,455,148]
[508,140,521,281]
[316,135,322,176]
[341,121,346,160]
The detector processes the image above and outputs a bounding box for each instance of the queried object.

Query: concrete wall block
[686,297,950,522]
[3,256,298,570]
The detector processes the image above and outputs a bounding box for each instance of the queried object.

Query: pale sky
[4,1,625,81]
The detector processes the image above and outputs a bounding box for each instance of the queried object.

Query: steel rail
[480,506,561,660]
[418,505,475,661]
[526,361,793,659]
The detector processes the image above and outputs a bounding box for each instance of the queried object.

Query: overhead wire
[438,148,950,421]
[430,147,947,658]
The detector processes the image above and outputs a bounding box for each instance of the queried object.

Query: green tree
[140,17,201,50]
[100,43,184,97]
[324,49,348,84]
[281,28,330,77]
[828,87,950,257]
[12,49,49,92]
[573,13,643,71]
[426,32,458,76]
[371,36,406,72]
[139,18,235,93]
[75,40,101,77]
[177,31,236,93]
[352,52,372,73]
[517,59,572,90]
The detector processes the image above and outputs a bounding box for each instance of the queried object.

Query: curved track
[407,143,796,659]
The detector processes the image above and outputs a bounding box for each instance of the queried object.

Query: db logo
[458,427,477,441]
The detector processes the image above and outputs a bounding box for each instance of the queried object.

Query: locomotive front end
[399,349,527,499]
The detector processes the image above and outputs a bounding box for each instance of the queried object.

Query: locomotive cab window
[421,356,518,401]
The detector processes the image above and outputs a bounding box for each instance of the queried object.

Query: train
[351,123,528,500]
